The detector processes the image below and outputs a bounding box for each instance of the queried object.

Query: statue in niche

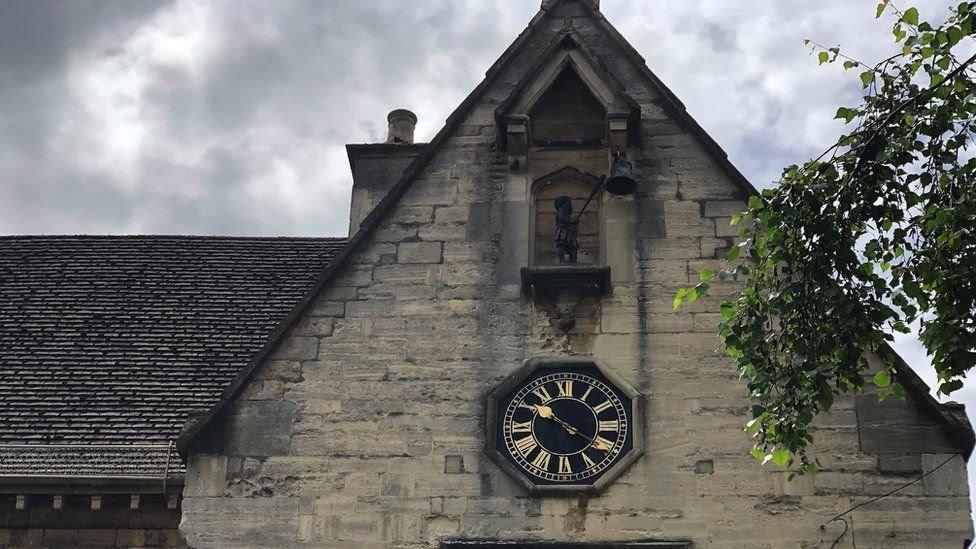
[554,196,580,263]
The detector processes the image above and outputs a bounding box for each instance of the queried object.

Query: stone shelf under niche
[520,264,611,299]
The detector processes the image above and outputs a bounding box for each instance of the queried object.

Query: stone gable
[180,1,973,547]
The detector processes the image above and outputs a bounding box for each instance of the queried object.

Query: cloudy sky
[2,0,974,524]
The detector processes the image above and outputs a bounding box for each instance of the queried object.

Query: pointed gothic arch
[496,32,640,168]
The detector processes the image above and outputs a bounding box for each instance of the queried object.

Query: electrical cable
[822,453,960,546]
[829,516,849,549]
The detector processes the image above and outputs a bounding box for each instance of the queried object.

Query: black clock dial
[497,366,633,485]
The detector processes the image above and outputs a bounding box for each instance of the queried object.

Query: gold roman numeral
[558,455,572,474]
[581,452,596,468]
[580,386,593,401]
[531,386,553,404]
[594,435,614,452]
[556,380,573,397]
[593,400,612,413]
[599,420,619,432]
[531,450,551,470]
[514,436,537,456]
[512,421,533,433]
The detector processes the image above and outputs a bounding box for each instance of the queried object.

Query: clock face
[493,363,637,488]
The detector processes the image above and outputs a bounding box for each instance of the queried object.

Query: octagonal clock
[486,357,643,494]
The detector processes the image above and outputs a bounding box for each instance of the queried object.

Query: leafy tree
[676,1,976,471]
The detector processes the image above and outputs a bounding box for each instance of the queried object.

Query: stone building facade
[1,0,972,548]
[175,1,973,547]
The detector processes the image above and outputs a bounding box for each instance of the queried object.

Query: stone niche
[532,167,602,266]
[500,35,640,300]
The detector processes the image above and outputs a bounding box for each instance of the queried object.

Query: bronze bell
[605,152,637,195]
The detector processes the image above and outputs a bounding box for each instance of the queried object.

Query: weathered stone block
[444,455,465,474]
[390,205,434,225]
[877,454,922,475]
[297,317,335,337]
[856,392,960,454]
[185,455,229,497]
[921,453,968,496]
[271,336,319,361]
[345,299,395,317]
[665,200,713,237]
[434,205,471,225]
[397,241,444,264]
[218,400,295,457]
[703,200,746,218]
[242,380,285,401]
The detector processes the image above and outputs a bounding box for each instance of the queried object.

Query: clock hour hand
[534,404,578,435]
[533,404,611,453]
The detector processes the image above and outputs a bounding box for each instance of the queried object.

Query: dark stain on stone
[564,495,589,533]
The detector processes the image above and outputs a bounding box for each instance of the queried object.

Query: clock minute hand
[534,404,578,435]
[534,405,611,453]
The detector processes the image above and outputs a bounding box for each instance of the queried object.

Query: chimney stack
[386,109,418,145]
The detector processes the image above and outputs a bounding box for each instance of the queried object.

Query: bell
[605,153,637,195]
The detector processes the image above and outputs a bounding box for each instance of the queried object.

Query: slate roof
[0,444,181,479]
[0,235,344,479]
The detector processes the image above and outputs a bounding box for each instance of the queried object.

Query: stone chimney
[346,110,425,235]
[386,109,418,145]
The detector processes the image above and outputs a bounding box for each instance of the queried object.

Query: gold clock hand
[534,405,578,435]
[533,404,611,452]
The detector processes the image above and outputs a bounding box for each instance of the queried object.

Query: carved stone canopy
[496,32,640,167]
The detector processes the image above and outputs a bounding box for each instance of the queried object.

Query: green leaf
[673,288,689,312]
[719,301,735,320]
[876,1,888,18]
[940,379,964,395]
[700,268,716,282]
[947,26,964,46]
[707,0,976,473]
[835,107,858,122]
[894,25,908,42]
[903,7,919,25]
[726,245,741,262]
[874,370,892,388]
[687,282,709,304]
